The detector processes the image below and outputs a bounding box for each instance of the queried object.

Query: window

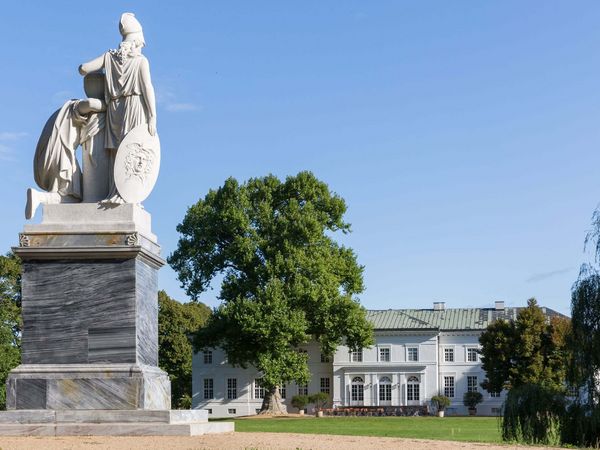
[206,408,212,414]
[444,376,455,398]
[467,376,478,393]
[320,353,331,363]
[280,384,286,399]
[203,378,213,399]
[407,347,418,362]
[298,383,308,396]
[491,407,501,415]
[254,378,265,399]
[228,408,236,414]
[379,347,391,362]
[490,391,501,398]
[298,349,308,358]
[407,376,420,401]
[320,377,331,395]
[351,376,364,402]
[350,349,363,362]
[467,348,478,362]
[379,376,392,402]
[203,350,213,364]
[444,348,454,362]
[227,378,237,399]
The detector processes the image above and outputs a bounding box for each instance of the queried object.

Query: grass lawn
[232,416,502,443]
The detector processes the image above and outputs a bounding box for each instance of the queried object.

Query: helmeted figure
[79,12,157,204]
[25,12,159,219]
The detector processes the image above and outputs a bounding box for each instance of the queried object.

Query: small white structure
[193,302,564,418]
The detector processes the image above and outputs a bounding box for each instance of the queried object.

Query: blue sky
[1,1,600,315]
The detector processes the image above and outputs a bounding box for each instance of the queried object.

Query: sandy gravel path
[0,432,561,450]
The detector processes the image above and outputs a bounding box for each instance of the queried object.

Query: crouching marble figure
[1,13,233,437]
[26,12,160,220]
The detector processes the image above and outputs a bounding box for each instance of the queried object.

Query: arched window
[379,376,392,402]
[351,376,364,403]
[407,375,420,401]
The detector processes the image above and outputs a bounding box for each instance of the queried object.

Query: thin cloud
[0,131,27,162]
[165,103,200,112]
[156,83,201,113]
[0,131,27,141]
[526,267,573,283]
[0,143,17,162]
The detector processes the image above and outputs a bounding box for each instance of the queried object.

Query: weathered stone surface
[0,409,228,436]
[7,364,170,410]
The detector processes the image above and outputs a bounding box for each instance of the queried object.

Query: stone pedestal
[9,203,168,411]
[0,204,234,435]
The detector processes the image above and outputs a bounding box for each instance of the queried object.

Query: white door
[350,376,364,406]
[378,376,392,406]
[406,375,420,406]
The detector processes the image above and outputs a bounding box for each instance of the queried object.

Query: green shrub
[501,384,564,446]
[291,394,309,411]
[462,391,483,409]
[431,395,451,411]
[309,392,329,410]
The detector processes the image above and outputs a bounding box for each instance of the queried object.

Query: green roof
[366,306,565,331]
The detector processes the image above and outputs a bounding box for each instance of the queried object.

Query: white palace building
[192,301,564,418]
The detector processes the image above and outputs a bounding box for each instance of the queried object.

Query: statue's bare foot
[25,188,42,220]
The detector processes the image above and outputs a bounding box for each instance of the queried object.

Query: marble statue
[26,12,159,219]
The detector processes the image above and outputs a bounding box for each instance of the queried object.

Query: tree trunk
[258,385,288,415]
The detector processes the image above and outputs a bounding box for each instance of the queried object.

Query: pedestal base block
[7,364,170,411]
[0,409,234,436]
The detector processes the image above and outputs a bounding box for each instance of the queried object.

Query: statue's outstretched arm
[78,54,104,76]
[77,98,106,114]
[140,58,157,136]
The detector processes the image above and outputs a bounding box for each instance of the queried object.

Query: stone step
[0,421,234,436]
[0,409,208,424]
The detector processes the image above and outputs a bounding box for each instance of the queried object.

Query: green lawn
[232,416,502,443]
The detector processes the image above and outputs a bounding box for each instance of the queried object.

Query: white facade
[192,342,333,418]
[191,304,565,418]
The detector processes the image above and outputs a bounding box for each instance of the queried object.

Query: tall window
[379,347,391,362]
[467,348,478,362]
[280,384,286,399]
[444,348,454,362]
[350,349,363,362]
[203,350,213,364]
[407,347,418,362]
[444,376,455,398]
[227,378,237,399]
[467,376,478,393]
[351,376,364,402]
[320,353,331,363]
[320,377,331,395]
[379,376,392,402]
[298,383,308,396]
[407,375,420,401]
[203,378,213,399]
[254,378,265,399]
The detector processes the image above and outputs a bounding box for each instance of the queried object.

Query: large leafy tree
[158,290,211,408]
[0,253,22,410]
[168,172,374,413]
[479,298,570,393]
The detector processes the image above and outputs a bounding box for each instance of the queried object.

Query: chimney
[495,301,505,311]
[433,301,445,311]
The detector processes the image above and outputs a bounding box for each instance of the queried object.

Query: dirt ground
[0,433,562,450]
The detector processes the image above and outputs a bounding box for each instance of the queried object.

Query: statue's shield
[114,124,161,204]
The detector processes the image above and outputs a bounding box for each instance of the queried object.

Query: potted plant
[431,395,451,417]
[309,392,329,417]
[291,394,309,415]
[463,391,483,416]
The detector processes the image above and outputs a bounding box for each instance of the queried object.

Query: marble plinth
[9,204,169,411]
[0,409,235,436]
